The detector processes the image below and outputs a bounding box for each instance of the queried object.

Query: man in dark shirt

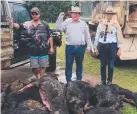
[13,7,54,79]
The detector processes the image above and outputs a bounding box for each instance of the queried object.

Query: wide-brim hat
[69,6,81,13]
[103,6,117,14]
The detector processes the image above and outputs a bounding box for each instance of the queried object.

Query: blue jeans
[65,45,85,82]
[98,43,117,83]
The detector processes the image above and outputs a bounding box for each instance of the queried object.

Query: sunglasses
[31,12,39,15]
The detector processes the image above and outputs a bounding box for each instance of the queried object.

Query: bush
[27,1,72,22]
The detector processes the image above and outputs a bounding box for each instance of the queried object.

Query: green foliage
[27,1,72,22]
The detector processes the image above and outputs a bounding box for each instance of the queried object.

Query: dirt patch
[82,75,100,86]
[1,63,32,84]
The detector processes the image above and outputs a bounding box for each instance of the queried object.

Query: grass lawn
[49,23,137,114]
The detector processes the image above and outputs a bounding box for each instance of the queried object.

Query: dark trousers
[98,43,117,83]
[65,45,85,82]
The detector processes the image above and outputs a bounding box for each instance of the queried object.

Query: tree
[27,1,72,22]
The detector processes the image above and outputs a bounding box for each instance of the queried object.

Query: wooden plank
[10,59,30,68]
[1,28,10,32]
[1,56,11,61]
[124,23,137,35]
[1,46,14,58]
[1,31,11,41]
[1,41,13,47]
[1,37,11,41]
[129,1,137,5]
[0,22,10,26]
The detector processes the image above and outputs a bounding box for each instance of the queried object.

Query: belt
[66,44,85,47]
[99,42,117,45]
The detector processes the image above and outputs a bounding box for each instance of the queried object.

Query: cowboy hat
[104,6,117,14]
[69,6,81,13]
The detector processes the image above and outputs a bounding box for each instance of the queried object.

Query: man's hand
[13,23,20,29]
[86,47,90,53]
[59,12,65,17]
[117,48,121,57]
[94,48,99,55]
[49,47,54,54]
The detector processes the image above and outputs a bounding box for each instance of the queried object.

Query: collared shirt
[94,22,120,48]
[55,14,92,48]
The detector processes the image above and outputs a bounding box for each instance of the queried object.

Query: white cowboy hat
[69,6,81,13]
[104,6,117,14]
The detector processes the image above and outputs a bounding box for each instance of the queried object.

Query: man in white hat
[94,6,123,85]
[55,6,92,84]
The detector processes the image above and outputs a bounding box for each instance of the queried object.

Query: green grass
[49,23,55,29]
[121,104,137,114]
[49,23,137,114]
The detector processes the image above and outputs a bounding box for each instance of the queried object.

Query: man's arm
[85,23,92,48]
[94,24,100,49]
[85,23,93,52]
[49,37,54,54]
[116,33,122,57]
[55,12,66,32]
[47,25,54,54]
[94,24,101,55]
[13,23,20,29]
[13,23,26,30]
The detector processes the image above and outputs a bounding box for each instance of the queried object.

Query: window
[13,4,31,23]
[1,1,8,22]
[129,4,137,22]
